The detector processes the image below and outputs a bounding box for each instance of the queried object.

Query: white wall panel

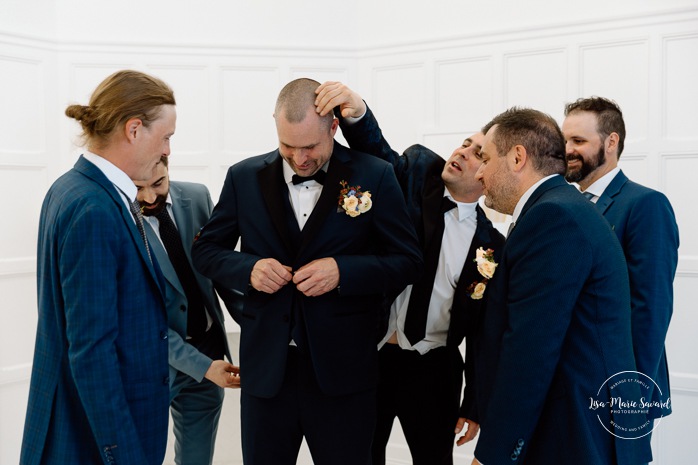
[666,275,698,373]
[220,67,280,159]
[435,57,493,131]
[579,40,650,145]
[289,67,350,85]
[617,153,650,187]
[147,65,210,161]
[663,154,698,266]
[504,49,567,119]
[663,34,698,140]
[0,378,31,464]
[0,274,38,368]
[0,57,45,158]
[0,167,46,260]
[371,65,426,153]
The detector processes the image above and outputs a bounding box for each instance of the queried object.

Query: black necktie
[155,209,207,340]
[403,196,455,346]
[292,170,326,185]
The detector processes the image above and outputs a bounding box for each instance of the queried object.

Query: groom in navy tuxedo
[192,78,421,465]
[471,107,651,465]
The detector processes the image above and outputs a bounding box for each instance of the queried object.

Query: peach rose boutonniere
[466,247,498,300]
[338,180,372,217]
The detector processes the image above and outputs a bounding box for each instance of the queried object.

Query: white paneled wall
[1,3,697,464]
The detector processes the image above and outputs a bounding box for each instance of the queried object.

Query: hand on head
[315,81,367,119]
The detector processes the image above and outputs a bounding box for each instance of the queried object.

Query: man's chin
[141,203,167,217]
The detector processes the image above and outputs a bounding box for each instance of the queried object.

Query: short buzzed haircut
[275,78,334,129]
[483,107,567,176]
[564,96,626,157]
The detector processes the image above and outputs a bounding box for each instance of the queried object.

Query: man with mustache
[135,156,240,465]
[562,97,679,461]
[316,81,505,465]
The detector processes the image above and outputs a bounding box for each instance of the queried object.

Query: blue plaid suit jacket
[21,156,170,465]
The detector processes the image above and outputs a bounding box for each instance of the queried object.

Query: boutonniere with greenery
[466,247,498,300]
[338,180,372,217]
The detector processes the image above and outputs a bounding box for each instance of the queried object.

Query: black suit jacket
[339,106,505,419]
[192,142,422,398]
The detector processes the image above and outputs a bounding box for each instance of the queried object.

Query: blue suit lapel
[595,170,628,217]
[143,220,186,298]
[74,156,166,297]
[517,175,567,224]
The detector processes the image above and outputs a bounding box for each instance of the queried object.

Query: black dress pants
[372,344,464,465]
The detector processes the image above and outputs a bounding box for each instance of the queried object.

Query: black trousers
[372,344,464,465]
[241,347,376,465]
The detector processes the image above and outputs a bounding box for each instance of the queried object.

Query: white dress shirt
[578,167,620,203]
[83,151,137,218]
[282,161,327,230]
[379,189,478,355]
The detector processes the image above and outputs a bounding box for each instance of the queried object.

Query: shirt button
[160,331,168,340]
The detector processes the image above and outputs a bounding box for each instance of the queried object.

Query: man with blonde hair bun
[21,69,176,465]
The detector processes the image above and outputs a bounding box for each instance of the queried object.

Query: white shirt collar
[444,189,478,222]
[581,167,620,198]
[512,174,559,224]
[83,151,137,202]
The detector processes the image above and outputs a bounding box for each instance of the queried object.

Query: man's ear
[511,145,527,173]
[606,132,620,158]
[124,118,143,143]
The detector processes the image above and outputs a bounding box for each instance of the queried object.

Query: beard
[139,194,168,217]
[565,146,606,184]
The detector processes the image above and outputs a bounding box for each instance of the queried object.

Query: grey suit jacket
[144,181,232,385]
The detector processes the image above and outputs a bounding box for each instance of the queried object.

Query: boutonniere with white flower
[466,247,498,300]
[338,180,372,217]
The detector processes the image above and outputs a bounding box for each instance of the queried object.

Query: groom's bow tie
[292,170,326,185]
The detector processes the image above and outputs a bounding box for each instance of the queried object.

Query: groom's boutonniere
[466,247,498,300]
[338,180,372,217]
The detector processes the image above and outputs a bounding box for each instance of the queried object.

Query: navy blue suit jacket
[474,176,651,465]
[21,156,170,465]
[595,170,679,419]
[192,142,422,398]
[339,106,505,419]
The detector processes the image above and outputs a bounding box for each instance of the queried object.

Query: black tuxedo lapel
[298,142,353,255]
[258,153,301,257]
[448,206,499,345]
[403,175,447,346]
